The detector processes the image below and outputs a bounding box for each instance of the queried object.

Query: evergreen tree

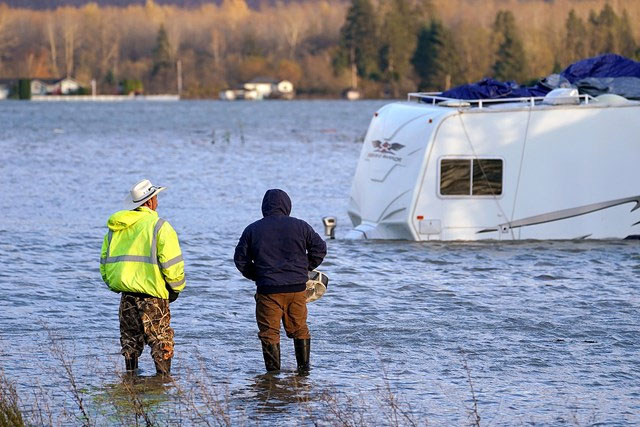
[152,24,173,75]
[587,9,599,57]
[241,32,264,58]
[412,20,461,91]
[379,0,419,92]
[617,10,636,58]
[491,10,528,83]
[564,9,587,64]
[588,5,614,55]
[337,0,379,80]
[597,4,617,53]
[412,24,437,89]
[587,5,636,58]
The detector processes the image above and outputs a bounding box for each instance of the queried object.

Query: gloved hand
[167,286,179,303]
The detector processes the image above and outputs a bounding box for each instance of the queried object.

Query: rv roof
[407,92,595,109]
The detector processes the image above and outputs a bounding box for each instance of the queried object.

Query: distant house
[244,77,295,99]
[0,77,84,100]
[219,89,236,101]
[31,77,83,95]
[243,77,275,99]
[0,79,15,99]
[220,77,295,101]
[219,88,260,101]
[275,80,294,97]
[31,79,55,95]
[56,77,82,94]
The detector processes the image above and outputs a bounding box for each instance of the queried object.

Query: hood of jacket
[107,206,157,231]
[261,189,291,217]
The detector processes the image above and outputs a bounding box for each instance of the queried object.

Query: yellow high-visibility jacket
[100,206,186,299]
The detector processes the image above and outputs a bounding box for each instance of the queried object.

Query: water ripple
[1,101,639,424]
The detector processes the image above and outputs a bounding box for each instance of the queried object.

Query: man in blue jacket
[234,189,327,373]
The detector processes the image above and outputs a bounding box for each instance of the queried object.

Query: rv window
[472,159,503,195]
[440,159,471,195]
[440,158,503,196]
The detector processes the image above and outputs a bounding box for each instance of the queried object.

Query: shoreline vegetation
[2,337,603,425]
[0,326,488,426]
[0,0,638,99]
[0,328,479,426]
[1,326,604,425]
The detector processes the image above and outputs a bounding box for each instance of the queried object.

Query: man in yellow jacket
[100,179,186,375]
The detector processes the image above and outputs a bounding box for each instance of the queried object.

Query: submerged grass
[0,346,605,426]
[0,328,496,426]
[460,349,481,427]
[0,369,25,427]
[44,327,92,426]
[1,354,430,427]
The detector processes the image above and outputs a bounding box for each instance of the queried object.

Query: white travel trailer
[347,89,640,240]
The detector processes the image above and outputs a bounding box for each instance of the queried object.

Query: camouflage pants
[119,293,174,363]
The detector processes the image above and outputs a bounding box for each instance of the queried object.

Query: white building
[30,79,54,95]
[219,88,259,101]
[57,77,82,94]
[243,78,274,99]
[0,79,13,99]
[243,77,294,99]
[275,80,294,96]
[31,77,82,95]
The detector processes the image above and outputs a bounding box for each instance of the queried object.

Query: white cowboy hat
[124,179,166,210]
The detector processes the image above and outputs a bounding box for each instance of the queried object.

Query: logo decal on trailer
[368,139,405,162]
[372,140,405,154]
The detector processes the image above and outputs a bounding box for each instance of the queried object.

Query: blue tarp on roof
[560,54,640,82]
[439,78,548,99]
[437,54,640,100]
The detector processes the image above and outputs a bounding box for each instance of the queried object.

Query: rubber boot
[261,341,280,372]
[154,359,171,376]
[294,338,310,373]
[125,357,138,373]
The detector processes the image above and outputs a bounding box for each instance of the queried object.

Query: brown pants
[255,291,310,344]
[119,293,174,363]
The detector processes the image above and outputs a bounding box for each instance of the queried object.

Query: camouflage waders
[119,293,174,364]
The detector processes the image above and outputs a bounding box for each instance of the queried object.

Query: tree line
[0,0,638,98]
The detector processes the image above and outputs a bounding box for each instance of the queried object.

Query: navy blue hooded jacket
[234,189,327,294]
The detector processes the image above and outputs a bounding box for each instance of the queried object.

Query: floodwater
[1,100,639,425]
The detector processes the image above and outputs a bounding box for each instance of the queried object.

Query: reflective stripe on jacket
[99,206,186,299]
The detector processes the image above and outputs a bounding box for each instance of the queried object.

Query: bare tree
[0,4,17,73]
[46,17,59,76]
[60,9,78,77]
[281,7,306,59]
[209,28,226,68]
